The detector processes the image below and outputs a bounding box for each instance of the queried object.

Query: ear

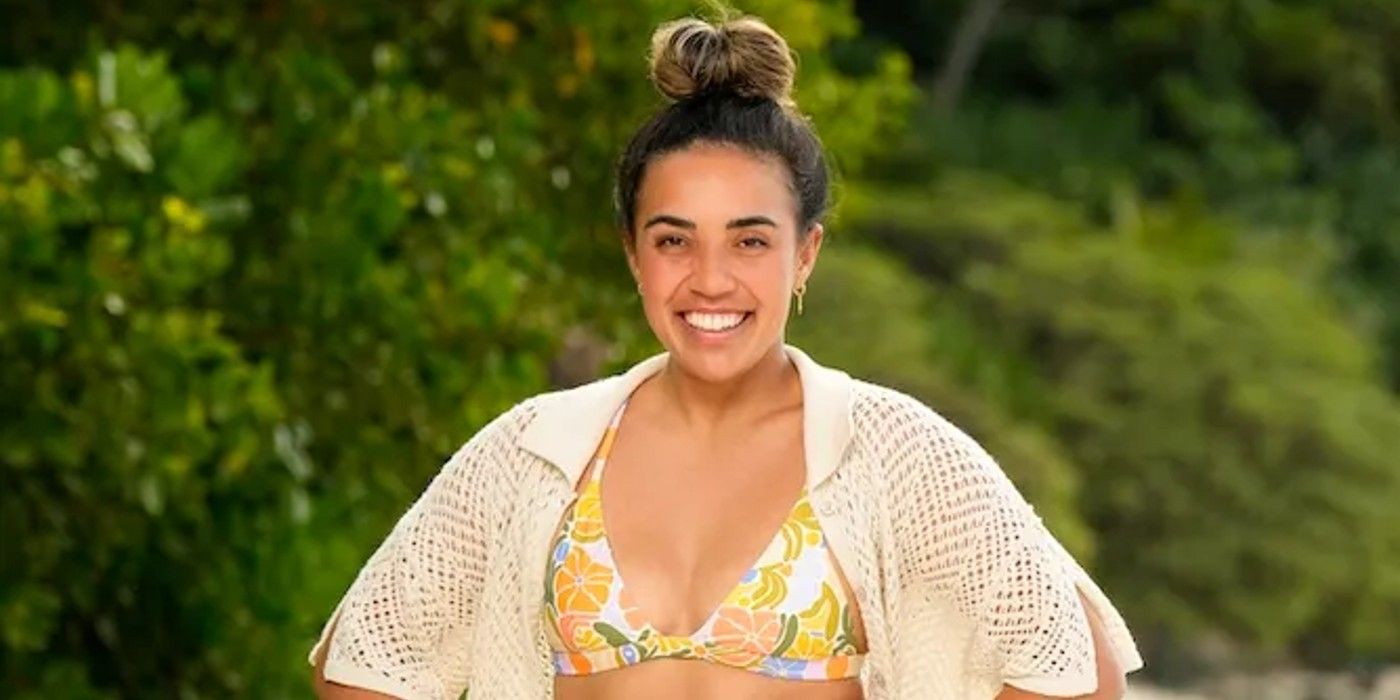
[796,222,824,286]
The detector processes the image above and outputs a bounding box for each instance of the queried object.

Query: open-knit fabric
[309,344,1145,699]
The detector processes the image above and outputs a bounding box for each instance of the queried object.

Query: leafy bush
[0,2,911,695]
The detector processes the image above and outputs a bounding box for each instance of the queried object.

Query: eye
[739,236,769,249]
[656,234,685,248]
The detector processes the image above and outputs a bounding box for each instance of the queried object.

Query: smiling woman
[610,8,832,387]
[630,143,805,362]
[310,9,1143,700]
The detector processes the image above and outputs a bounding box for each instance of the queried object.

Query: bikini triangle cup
[542,395,866,680]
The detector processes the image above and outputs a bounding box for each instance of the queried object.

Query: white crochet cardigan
[309,343,1145,699]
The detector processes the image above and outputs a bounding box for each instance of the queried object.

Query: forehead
[638,144,794,221]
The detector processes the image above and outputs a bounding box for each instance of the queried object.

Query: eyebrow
[641,214,778,231]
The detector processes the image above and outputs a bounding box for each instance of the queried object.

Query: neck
[654,343,798,435]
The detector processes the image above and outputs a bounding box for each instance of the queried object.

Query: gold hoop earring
[794,282,806,316]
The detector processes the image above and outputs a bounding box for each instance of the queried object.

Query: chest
[594,414,810,635]
[503,433,915,695]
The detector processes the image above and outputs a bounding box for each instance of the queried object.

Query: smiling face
[624,142,823,382]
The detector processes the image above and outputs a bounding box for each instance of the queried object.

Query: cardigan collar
[519,343,855,491]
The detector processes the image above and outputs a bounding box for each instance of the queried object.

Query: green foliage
[8,0,1398,693]
[789,242,1093,557]
[0,2,911,696]
[844,171,1400,662]
[858,0,1400,389]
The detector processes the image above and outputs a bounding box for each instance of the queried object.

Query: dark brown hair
[614,13,831,249]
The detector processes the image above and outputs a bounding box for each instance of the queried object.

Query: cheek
[746,262,796,298]
[638,257,684,290]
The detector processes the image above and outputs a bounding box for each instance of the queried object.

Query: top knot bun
[648,15,797,108]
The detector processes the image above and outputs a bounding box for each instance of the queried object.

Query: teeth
[683,312,748,331]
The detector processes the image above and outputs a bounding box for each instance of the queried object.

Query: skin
[314,142,1126,699]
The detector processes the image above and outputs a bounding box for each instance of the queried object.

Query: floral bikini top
[541,396,866,681]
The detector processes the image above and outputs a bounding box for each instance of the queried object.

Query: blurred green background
[2,0,1398,697]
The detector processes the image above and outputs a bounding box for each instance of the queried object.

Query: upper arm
[889,398,1143,697]
[305,399,531,700]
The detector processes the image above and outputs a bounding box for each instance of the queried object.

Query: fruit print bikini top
[542,395,866,681]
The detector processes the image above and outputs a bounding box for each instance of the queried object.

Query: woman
[310,13,1144,700]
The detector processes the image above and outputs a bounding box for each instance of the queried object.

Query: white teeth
[682,312,748,331]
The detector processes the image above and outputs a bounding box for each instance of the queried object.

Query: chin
[671,352,754,383]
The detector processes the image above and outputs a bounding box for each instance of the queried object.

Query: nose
[689,243,737,297]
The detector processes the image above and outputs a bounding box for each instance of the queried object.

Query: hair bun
[648,15,796,108]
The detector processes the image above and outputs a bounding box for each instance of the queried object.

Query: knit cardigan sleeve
[306,399,531,700]
[890,399,1145,697]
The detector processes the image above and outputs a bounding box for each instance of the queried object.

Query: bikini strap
[589,397,630,484]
